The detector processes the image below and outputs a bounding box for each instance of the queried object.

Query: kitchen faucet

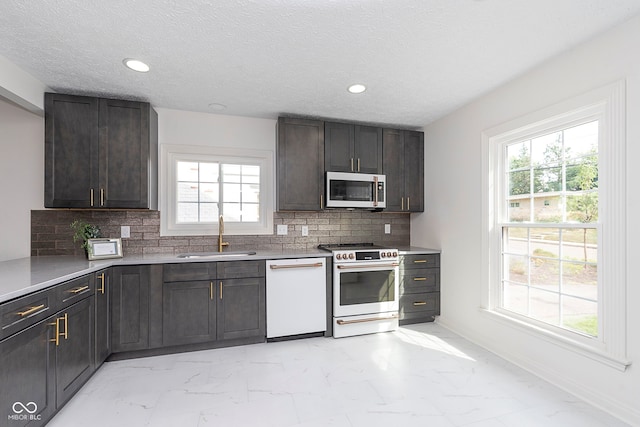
[218,215,230,252]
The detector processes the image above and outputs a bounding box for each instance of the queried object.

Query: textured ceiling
[1,0,639,129]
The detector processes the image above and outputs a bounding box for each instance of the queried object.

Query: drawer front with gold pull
[1,288,55,340]
[57,275,93,306]
[399,269,440,294]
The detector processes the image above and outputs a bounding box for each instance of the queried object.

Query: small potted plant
[70,220,101,255]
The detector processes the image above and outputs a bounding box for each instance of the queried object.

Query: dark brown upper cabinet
[277,117,325,211]
[45,93,158,209]
[383,129,424,212]
[325,122,382,174]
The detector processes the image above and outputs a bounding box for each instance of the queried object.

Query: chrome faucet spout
[218,215,230,252]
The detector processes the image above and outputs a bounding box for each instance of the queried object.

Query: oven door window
[339,270,395,305]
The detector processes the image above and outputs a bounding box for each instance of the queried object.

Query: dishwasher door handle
[269,262,324,270]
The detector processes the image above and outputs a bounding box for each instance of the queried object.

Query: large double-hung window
[483,82,628,370]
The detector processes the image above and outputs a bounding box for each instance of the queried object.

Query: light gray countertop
[0,246,440,304]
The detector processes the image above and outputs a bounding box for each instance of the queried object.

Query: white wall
[0,98,44,261]
[412,15,640,425]
[156,108,276,150]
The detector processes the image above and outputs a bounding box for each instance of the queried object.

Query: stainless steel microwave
[325,172,386,209]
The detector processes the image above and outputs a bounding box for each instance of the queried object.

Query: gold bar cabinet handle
[413,277,427,281]
[401,197,404,211]
[320,194,323,210]
[219,281,223,300]
[90,188,94,207]
[336,313,398,325]
[49,318,60,346]
[357,158,360,172]
[413,301,427,306]
[60,313,68,340]
[350,158,354,172]
[407,197,410,211]
[98,273,105,294]
[100,188,105,206]
[17,304,46,317]
[68,285,89,294]
[413,259,428,264]
[210,282,214,300]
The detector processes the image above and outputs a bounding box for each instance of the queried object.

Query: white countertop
[0,246,440,304]
[0,249,330,304]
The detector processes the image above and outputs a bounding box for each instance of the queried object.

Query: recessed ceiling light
[208,103,227,111]
[347,84,366,94]
[123,58,150,73]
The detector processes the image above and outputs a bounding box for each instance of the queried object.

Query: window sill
[479,308,631,372]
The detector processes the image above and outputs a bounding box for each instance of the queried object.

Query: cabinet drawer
[217,260,265,279]
[400,269,440,294]
[400,253,440,269]
[0,288,56,340]
[163,262,217,282]
[56,274,93,308]
[399,292,440,322]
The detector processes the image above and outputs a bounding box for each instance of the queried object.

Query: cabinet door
[99,99,155,209]
[325,121,354,172]
[55,297,95,408]
[0,317,56,427]
[44,93,99,208]
[353,125,382,174]
[111,266,150,353]
[163,281,216,346]
[95,269,110,366]
[277,117,325,211]
[382,129,405,212]
[217,278,265,341]
[403,130,424,212]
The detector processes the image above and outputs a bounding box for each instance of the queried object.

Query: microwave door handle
[373,176,378,207]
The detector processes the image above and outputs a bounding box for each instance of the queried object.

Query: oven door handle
[337,263,399,270]
[336,313,399,325]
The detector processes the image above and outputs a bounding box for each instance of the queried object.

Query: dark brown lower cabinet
[163,280,217,346]
[399,253,441,325]
[161,261,266,347]
[111,265,151,352]
[217,277,265,341]
[0,292,95,427]
[95,269,110,366]
[55,297,95,407]
[0,316,56,427]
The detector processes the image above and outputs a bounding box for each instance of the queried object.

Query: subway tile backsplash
[31,210,410,256]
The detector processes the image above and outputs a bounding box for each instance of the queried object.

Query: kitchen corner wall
[31,210,410,256]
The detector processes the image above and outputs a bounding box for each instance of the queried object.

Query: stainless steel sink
[176,251,257,259]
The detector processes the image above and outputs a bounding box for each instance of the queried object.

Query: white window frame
[481,81,629,371]
[160,144,274,236]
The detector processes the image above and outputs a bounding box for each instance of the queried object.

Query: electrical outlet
[121,226,130,238]
[384,224,391,234]
[277,224,288,235]
[301,225,309,236]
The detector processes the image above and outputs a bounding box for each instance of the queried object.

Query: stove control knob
[385,251,391,257]
[392,251,398,258]
[348,253,355,260]
[336,254,342,260]
[380,252,386,258]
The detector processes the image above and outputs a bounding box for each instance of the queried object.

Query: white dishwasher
[266,258,327,339]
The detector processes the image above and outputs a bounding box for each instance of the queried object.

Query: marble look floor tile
[46,323,630,427]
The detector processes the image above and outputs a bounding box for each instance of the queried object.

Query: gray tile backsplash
[31,210,410,256]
